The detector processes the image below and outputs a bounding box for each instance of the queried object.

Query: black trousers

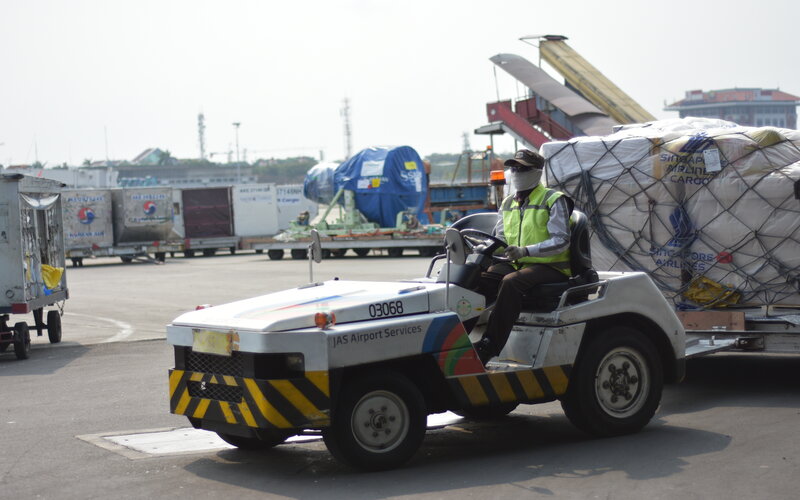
[478,262,567,356]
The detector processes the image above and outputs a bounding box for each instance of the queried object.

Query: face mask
[506,169,542,192]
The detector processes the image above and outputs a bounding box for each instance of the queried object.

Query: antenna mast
[340,98,352,160]
[198,113,206,160]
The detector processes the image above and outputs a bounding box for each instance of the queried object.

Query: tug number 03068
[368,301,404,318]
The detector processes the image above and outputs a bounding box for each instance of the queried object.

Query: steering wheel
[459,229,508,258]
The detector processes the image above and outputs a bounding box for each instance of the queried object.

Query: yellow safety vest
[501,185,571,276]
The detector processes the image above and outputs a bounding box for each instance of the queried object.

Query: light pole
[232,122,241,183]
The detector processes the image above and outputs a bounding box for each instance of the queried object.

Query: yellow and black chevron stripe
[449,364,571,407]
[169,369,331,428]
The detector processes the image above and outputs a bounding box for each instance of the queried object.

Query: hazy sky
[2,0,798,166]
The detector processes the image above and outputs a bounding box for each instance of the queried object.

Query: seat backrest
[449,212,498,234]
[569,210,593,276]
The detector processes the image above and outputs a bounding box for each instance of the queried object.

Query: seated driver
[473,149,574,365]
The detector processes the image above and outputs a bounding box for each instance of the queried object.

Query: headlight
[285,353,305,373]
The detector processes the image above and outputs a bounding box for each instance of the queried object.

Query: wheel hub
[352,391,409,453]
[595,347,649,418]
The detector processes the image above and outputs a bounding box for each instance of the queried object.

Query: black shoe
[473,338,494,366]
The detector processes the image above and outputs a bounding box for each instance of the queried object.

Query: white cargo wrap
[276,184,319,231]
[541,118,800,307]
[232,183,279,237]
[61,189,114,250]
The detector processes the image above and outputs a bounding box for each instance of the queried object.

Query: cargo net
[542,118,800,308]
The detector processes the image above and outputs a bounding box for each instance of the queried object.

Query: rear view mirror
[444,228,466,266]
[310,229,323,263]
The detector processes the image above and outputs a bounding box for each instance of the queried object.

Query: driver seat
[521,210,599,311]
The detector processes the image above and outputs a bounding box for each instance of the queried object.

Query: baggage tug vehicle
[167,214,691,470]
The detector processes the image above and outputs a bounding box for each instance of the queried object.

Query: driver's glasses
[506,165,534,173]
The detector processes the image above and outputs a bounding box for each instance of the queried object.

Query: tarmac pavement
[1,253,798,499]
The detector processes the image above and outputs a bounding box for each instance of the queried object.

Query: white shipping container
[232,183,279,237]
[61,189,114,251]
[276,184,319,231]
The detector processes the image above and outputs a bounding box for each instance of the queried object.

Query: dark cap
[503,149,544,170]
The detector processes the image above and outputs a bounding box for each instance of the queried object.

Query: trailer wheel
[321,249,332,259]
[71,258,84,267]
[184,250,195,258]
[331,249,347,258]
[46,310,62,344]
[560,326,663,436]
[202,249,216,257]
[267,250,284,260]
[387,248,403,258]
[13,322,31,360]
[454,402,518,420]
[290,249,307,260]
[354,248,370,257]
[120,256,133,264]
[229,247,236,255]
[155,252,166,263]
[217,430,292,450]
[322,371,426,471]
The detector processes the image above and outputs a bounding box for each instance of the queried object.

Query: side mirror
[309,229,323,263]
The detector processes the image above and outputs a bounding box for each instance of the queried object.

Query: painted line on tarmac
[64,312,134,343]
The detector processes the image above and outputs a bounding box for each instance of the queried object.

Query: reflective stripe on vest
[501,186,571,276]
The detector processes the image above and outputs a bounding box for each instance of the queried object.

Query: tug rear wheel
[561,326,662,436]
[323,372,426,471]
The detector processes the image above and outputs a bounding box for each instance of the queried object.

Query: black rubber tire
[184,250,195,258]
[560,326,663,437]
[120,256,133,264]
[155,252,166,263]
[217,430,292,450]
[321,249,332,259]
[387,248,403,258]
[331,249,347,258]
[322,372,426,471]
[229,247,236,255]
[453,403,519,420]
[290,249,307,260]
[46,310,62,344]
[354,248,370,257]
[255,249,264,254]
[202,249,216,257]
[267,249,284,260]
[13,322,31,360]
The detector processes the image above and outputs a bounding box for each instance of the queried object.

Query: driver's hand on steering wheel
[505,245,528,261]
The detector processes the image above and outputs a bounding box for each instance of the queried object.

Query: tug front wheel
[323,372,426,471]
[561,327,663,436]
